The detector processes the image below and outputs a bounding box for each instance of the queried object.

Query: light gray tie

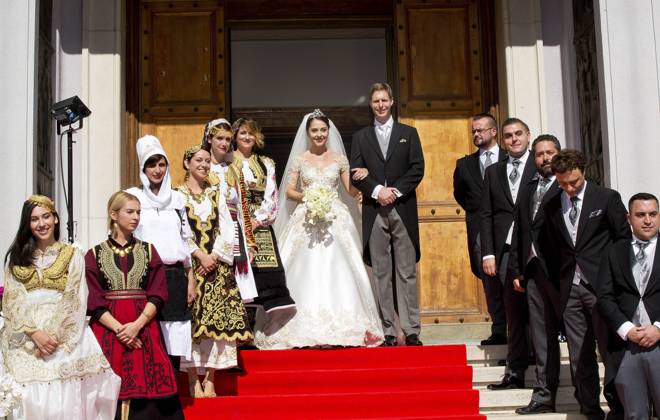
[569,196,580,226]
[376,125,389,158]
[532,177,550,218]
[509,159,521,184]
[632,240,651,326]
[480,151,493,178]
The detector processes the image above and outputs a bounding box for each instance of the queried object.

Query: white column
[79,0,124,248]
[594,0,660,200]
[497,0,545,136]
[0,0,38,269]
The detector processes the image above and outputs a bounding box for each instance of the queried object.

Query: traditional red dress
[85,237,177,400]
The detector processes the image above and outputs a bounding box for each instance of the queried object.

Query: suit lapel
[466,151,482,184]
[576,183,596,247]
[644,236,660,294]
[617,241,639,293]
[532,181,560,224]
[367,126,384,161]
[554,195,575,248]
[385,122,402,162]
[527,177,540,219]
[498,160,514,205]
[516,155,536,206]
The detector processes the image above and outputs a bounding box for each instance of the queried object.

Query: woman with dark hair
[255,110,383,349]
[204,119,259,304]
[2,195,120,419]
[86,191,183,419]
[177,144,252,398]
[125,135,195,373]
[230,118,296,333]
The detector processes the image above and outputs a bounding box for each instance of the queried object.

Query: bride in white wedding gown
[255,110,384,349]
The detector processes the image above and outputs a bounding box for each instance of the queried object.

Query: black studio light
[50,96,91,243]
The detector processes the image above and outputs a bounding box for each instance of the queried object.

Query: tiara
[311,109,325,119]
[183,144,203,163]
[26,195,56,212]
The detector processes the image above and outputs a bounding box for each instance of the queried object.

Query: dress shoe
[380,335,397,347]
[515,401,555,415]
[480,334,507,345]
[405,334,423,346]
[487,374,525,390]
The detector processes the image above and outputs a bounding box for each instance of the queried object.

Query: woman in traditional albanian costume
[177,143,252,398]
[231,118,296,333]
[85,191,183,419]
[125,135,196,371]
[2,195,120,420]
[204,119,259,304]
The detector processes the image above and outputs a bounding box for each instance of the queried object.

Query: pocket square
[589,209,603,218]
[399,138,407,143]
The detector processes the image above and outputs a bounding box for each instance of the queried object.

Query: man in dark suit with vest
[540,149,630,420]
[597,192,660,419]
[480,117,536,389]
[453,113,508,345]
[508,134,563,413]
[350,82,425,347]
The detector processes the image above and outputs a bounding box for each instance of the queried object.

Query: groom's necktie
[376,124,390,158]
[632,240,652,326]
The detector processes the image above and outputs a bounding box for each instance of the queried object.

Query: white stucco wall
[0,0,38,271]
[594,0,660,203]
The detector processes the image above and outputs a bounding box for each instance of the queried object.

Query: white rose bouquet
[302,185,337,224]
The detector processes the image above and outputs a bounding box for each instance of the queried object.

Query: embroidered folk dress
[2,242,121,420]
[210,161,259,301]
[232,154,295,313]
[177,184,252,371]
[85,238,178,402]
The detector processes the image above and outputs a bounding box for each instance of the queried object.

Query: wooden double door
[125,0,498,325]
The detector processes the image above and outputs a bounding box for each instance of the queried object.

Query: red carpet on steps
[180,344,484,420]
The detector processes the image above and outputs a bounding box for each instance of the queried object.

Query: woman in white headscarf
[125,135,195,374]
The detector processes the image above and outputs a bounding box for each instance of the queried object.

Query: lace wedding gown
[255,154,384,349]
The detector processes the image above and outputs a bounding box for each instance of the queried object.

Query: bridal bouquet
[303,185,337,224]
[0,373,21,417]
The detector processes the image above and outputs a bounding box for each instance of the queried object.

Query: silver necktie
[509,159,521,184]
[481,151,493,178]
[633,240,651,326]
[569,196,579,226]
[532,177,550,218]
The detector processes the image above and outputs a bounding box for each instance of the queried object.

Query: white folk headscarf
[135,135,173,210]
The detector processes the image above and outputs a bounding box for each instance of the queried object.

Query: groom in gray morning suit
[350,82,425,346]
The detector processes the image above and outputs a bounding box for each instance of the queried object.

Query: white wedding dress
[255,154,384,349]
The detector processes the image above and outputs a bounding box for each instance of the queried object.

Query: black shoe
[515,401,555,415]
[405,334,423,346]
[487,374,525,390]
[380,335,397,347]
[481,334,507,345]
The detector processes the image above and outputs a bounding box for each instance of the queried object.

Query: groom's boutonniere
[399,138,407,143]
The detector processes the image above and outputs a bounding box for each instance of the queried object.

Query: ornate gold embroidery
[179,185,217,254]
[11,244,74,292]
[98,240,149,290]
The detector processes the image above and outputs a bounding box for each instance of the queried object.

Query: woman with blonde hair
[177,143,252,397]
[2,194,120,419]
[231,118,295,333]
[86,191,182,419]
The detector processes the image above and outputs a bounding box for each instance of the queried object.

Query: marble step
[485,412,588,420]
[467,343,572,366]
[472,361,605,386]
[478,385,606,411]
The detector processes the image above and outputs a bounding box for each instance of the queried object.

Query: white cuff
[617,321,635,341]
[372,185,384,200]
[482,255,495,261]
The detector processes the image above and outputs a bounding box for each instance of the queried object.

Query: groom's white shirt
[371,116,402,200]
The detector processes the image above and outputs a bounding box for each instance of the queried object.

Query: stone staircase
[468,343,605,419]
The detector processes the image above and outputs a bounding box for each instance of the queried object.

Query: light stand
[51,96,91,243]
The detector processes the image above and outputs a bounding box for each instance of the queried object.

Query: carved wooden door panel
[396,0,490,323]
[129,0,226,187]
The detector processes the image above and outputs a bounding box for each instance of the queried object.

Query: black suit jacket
[350,121,425,265]
[596,236,660,387]
[479,153,536,266]
[453,147,507,277]
[508,177,562,286]
[540,183,631,312]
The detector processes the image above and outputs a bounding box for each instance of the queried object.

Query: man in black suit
[597,193,660,419]
[350,82,425,347]
[453,113,508,345]
[508,135,563,414]
[480,118,536,389]
[540,149,630,420]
